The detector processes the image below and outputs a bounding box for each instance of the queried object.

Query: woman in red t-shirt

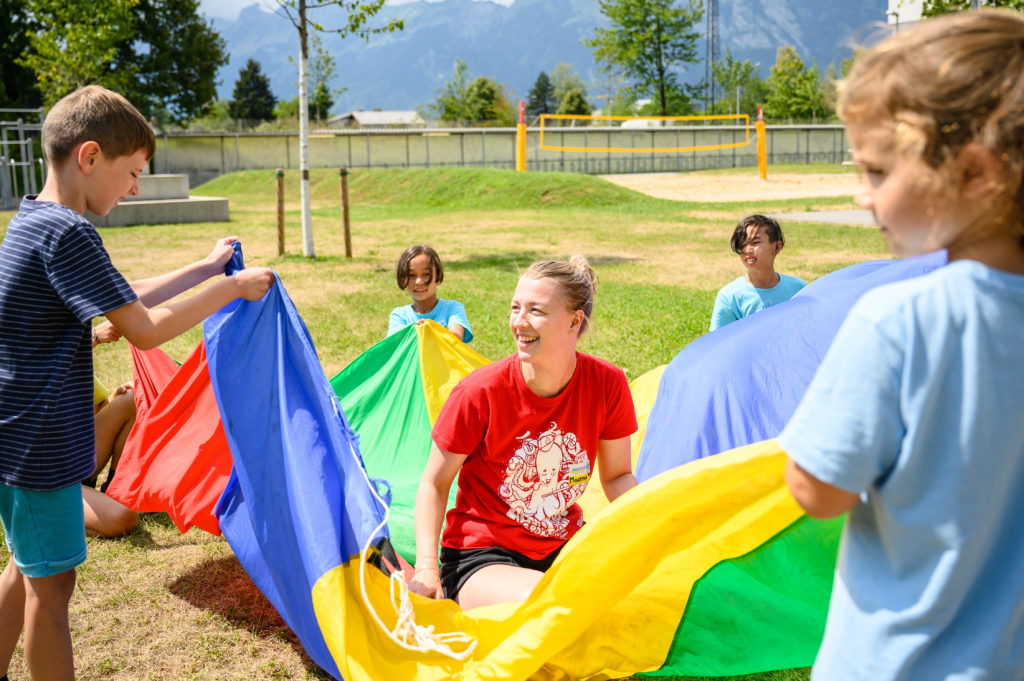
[409,256,639,608]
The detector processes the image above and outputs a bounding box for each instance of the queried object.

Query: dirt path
[601,171,860,202]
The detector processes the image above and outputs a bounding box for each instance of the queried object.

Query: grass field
[0,165,884,680]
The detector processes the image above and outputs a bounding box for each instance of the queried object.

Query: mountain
[209,0,887,114]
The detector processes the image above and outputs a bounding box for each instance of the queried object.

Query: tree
[922,0,1024,15]
[465,77,513,124]
[113,0,228,123]
[275,0,404,258]
[430,58,473,122]
[428,62,512,125]
[585,0,703,118]
[710,50,765,115]
[290,34,343,122]
[229,59,277,122]
[550,63,588,108]
[556,89,592,117]
[526,71,557,116]
[637,85,694,115]
[765,46,830,122]
[0,0,42,108]
[17,0,136,106]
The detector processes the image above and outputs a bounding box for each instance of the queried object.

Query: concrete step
[125,174,190,201]
[87,196,229,228]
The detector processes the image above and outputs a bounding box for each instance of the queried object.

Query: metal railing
[0,109,45,210]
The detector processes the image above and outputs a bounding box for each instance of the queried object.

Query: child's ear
[957,142,1003,199]
[774,240,783,255]
[76,141,102,173]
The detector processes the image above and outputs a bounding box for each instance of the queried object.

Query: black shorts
[440,544,564,601]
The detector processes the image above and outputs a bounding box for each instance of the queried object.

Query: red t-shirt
[432,352,638,559]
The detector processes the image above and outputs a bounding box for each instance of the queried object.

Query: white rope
[345,432,478,660]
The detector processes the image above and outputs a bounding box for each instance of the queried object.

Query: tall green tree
[922,0,1024,15]
[113,0,228,123]
[550,63,588,108]
[229,59,277,122]
[289,34,342,121]
[556,89,592,117]
[585,0,703,117]
[308,35,339,121]
[17,0,136,106]
[0,0,42,108]
[710,50,767,115]
[765,46,830,122]
[429,58,473,122]
[526,71,557,116]
[466,77,513,124]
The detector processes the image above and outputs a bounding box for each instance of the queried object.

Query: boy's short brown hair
[42,85,156,168]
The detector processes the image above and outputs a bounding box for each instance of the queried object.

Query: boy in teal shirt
[709,215,805,331]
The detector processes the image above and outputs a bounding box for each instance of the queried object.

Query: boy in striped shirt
[0,86,273,680]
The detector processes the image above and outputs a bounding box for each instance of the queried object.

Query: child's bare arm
[784,458,859,519]
[129,237,239,307]
[104,268,274,350]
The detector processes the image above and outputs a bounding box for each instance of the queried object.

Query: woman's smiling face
[509,275,582,364]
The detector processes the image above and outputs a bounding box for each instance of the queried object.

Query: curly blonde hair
[839,10,1024,235]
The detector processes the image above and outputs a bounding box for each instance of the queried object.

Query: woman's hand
[408,567,443,599]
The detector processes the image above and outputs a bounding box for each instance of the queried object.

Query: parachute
[108,249,947,679]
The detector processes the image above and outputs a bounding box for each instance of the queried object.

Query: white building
[887,0,924,31]
[327,110,425,129]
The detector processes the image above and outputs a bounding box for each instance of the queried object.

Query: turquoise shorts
[0,483,86,578]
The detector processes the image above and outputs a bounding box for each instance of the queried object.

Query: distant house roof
[327,110,425,128]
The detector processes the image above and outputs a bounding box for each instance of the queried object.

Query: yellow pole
[516,100,527,172]
[756,106,767,180]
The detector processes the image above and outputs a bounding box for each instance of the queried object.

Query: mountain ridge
[210,0,887,114]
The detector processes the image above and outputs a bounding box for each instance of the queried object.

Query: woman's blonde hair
[522,255,598,336]
[839,9,1024,229]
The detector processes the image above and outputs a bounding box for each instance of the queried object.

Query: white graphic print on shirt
[498,422,591,539]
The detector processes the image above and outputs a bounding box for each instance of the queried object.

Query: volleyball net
[537,113,751,154]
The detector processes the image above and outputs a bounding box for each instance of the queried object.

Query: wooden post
[276,168,285,256]
[340,167,352,258]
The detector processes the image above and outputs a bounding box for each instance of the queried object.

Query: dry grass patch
[2,516,329,681]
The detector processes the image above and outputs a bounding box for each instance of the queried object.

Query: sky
[198,0,514,22]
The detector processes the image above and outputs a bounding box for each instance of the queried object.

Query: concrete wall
[152,124,851,187]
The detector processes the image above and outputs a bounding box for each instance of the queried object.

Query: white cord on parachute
[347,434,478,660]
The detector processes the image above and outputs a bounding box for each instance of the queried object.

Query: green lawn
[0,165,880,680]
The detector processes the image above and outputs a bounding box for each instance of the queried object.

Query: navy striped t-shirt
[0,197,138,490]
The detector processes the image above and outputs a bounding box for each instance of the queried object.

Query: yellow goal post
[538,113,751,154]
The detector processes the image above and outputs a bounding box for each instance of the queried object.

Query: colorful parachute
[636,250,947,479]
[107,250,947,679]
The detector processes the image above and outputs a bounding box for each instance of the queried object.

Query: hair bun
[568,254,598,295]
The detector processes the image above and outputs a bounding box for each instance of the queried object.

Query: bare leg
[82,485,138,538]
[91,390,136,482]
[23,569,76,681]
[456,564,545,609]
[0,560,26,675]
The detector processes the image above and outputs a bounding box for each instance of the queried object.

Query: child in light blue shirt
[710,215,805,331]
[387,245,472,342]
[781,11,1024,680]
